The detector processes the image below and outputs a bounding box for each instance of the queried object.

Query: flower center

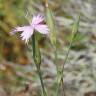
[31,23,36,28]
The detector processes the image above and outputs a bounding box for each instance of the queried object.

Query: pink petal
[20,26,34,43]
[31,15,44,25]
[34,24,49,34]
[10,26,29,35]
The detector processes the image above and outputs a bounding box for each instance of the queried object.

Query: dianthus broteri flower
[11,15,49,43]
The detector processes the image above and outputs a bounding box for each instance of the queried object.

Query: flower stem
[36,65,47,96]
[32,34,47,96]
[56,15,80,96]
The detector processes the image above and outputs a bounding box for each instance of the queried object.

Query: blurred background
[0,0,96,96]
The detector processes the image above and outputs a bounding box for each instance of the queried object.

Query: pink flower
[11,15,49,43]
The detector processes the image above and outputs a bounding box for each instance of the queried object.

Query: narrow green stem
[32,34,47,96]
[56,15,80,96]
[56,32,76,96]
[54,44,59,75]
[36,65,47,96]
